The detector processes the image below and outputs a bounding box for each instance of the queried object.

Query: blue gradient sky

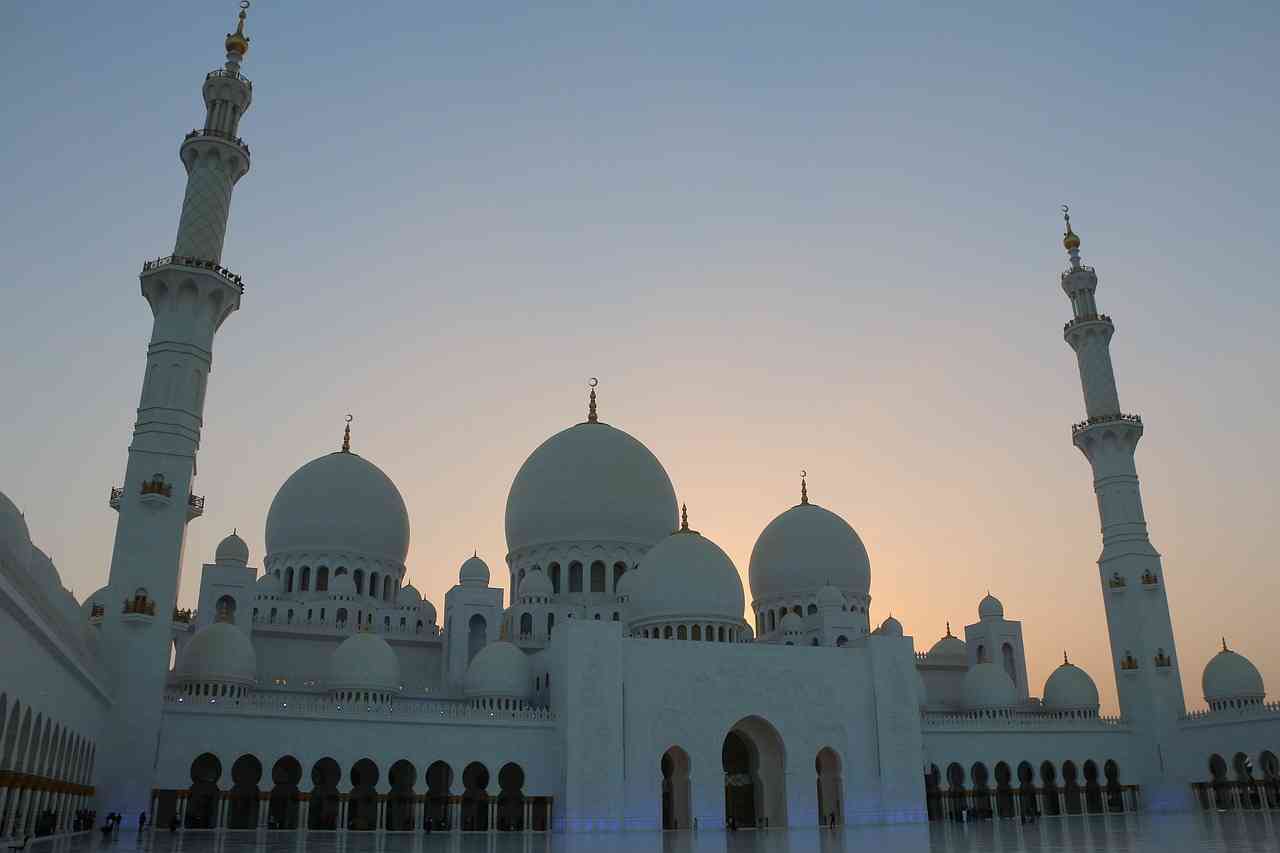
[4,2,1278,712]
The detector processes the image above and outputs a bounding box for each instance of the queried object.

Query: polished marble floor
[15,813,1280,853]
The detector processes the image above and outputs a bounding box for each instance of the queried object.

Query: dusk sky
[4,2,1278,714]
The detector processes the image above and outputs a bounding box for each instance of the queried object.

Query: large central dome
[266,450,410,563]
[505,422,678,554]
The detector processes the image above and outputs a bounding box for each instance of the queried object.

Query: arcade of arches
[923,758,1138,821]
[153,755,550,832]
[1193,750,1280,811]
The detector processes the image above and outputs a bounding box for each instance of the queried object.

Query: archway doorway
[228,754,262,828]
[309,758,341,829]
[722,716,787,829]
[462,762,490,830]
[426,761,453,829]
[349,758,379,830]
[815,748,842,826]
[497,763,525,830]
[187,753,222,828]
[661,746,691,830]
[387,760,417,830]
[269,756,301,829]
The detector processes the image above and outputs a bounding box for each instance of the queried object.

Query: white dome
[520,568,554,599]
[329,632,400,692]
[1203,645,1265,704]
[418,599,437,624]
[1043,659,1100,711]
[255,573,281,596]
[177,621,257,684]
[505,422,678,553]
[927,631,967,663]
[780,612,803,634]
[978,593,1004,621]
[0,491,32,580]
[627,528,745,626]
[962,662,1018,710]
[398,583,422,605]
[816,585,845,609]
[459,555,490,587]
[877,615,904,637]
[216,531,249,566]
[329,572,356,597]
[266,450,410,564]
[748,502,870,601]
[28,545,62,595]
[464,641,532,700]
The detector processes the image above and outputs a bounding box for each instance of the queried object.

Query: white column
[450,800,460,833]
[488,799,497,832]
[298,798,309,831]
[257,795,268,829]
[376,798,385,832]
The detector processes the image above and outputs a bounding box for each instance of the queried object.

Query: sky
[3,2,1278,715]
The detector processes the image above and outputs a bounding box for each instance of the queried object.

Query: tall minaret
[94,4,256,815]
[1059,207,1188,809]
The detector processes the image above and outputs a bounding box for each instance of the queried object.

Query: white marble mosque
[1,4,1279,845]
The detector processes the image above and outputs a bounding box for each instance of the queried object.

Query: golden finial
[1222,637,1229,652]
[1063,650,1070,665]
[680,503,689,532]
[225,2,251,56]
[341,414,352,453]
[1062,204,1081,253]
[800,470,809,505]
[587,377,599,423]
[945,621,952,637]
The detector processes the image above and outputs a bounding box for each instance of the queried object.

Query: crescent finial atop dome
[225,2,251,57]
[800,470,808,505]
[587,377,599,423]
[341,414,352,453]
[1062,204,1083,269]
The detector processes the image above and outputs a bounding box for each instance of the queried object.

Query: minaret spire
[1058,207,1187,808]
[342,414,353,452]
[800,470,809,505]
[680,503,689,531]
[95,4,259,817]
[587,377,599,423]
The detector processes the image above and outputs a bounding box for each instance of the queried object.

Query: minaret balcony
[141,255,245,294]
[182,127,251,160]
[1071,413,1143,439]
[1063,313,1112,334]
[205,69,252,89]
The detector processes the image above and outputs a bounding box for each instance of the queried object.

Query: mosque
[1,5,1278,840]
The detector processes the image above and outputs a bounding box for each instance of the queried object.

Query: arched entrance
[924,765,942,821]
[425,761,453,829]
[994,761,1014,818]
[269,756,301,829]
[462,762,490,830]
[1062,760,1082,814]
[815,748,842,826]
[387,760,417,830]
[661,747,691,831]
[1083,760,1103,812]
[349,758,379,830]
[309,758,341,829]
[497,763,525,831]
[722,716,787,829]
[187,753,222,828]
[1040,762,1060,816]
[228,754,262,828]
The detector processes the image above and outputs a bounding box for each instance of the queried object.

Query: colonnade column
[413,796,423,829]
[257,793,268,828]
[523,800,532,832]
[219,793,231,828]
[376,797,385,831]
[450,798,460,833]
[297,796,309,831]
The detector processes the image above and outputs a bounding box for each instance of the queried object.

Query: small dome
[627,528,745,626]
[464,641,533,700]
[0,491,32,580]
[1043,659,1100,711]
[877,615,904,637]
[1203,644,1265,704]
[177,621,257,685]
[780,612,803,634]
[266,450,410,564]
[927,630,967,663]
[978,593,1004,621]
[505,421,678,554]
[748,502,870,602]
[216,531,250,566]
[28,545,63,594]
[329,572,356,597]
[962,662,1018,710]
[255,572,281,596]
[459,555,490,587]
[418,598,437,625]
[520,568,553,599]
[816,585,845,609]
[398,583,422,605]
[329,632,400,693]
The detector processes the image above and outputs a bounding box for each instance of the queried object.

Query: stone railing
[922,710,1128,731]
[250,615,442,640]
[205,68,252,87]
[1063,313,1112,333]
[1072,413,1143,437]
[184,127,251,158]
[1180,701,1280,724]
[142,255,245,292]
[162,689,556,724]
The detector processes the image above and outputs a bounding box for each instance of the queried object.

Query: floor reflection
[19,812,1280,853]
